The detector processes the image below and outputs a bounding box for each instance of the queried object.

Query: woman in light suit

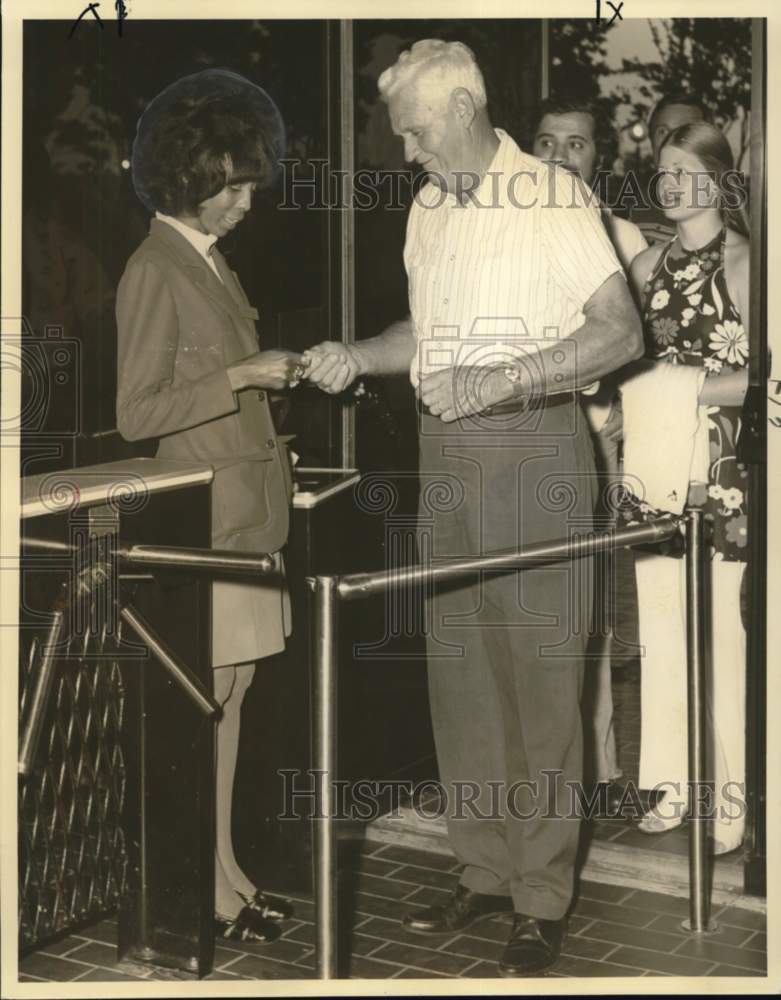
[117,69,302,942]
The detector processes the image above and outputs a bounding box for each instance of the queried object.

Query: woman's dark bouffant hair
[131,69,285,216]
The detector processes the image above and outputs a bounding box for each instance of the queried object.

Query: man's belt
[484,391,575,416]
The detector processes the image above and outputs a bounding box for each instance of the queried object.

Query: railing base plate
[679,918,720,935]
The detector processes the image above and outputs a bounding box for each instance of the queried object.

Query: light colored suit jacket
[116,219,292,556]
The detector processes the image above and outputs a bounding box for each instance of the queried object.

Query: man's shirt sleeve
[539,168,623,311]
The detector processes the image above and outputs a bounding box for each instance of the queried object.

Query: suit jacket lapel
[208,248,262,358]
[211,248,261,328]
[148,219,258,331]
[211,246,250,311]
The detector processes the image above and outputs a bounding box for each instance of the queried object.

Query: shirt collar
[485,128,514,176]
[439,128,517,207]
[474,128,517,206]
[155,212,218,260]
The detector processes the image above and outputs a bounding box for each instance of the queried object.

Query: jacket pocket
[210,451,274,543]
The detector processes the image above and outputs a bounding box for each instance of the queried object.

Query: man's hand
[416,365,518,423]
[227,349,304,391]
[303,342,364,394]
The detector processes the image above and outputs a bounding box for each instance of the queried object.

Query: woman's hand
[227,350,304,391]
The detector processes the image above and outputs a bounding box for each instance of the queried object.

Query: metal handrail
[336,518,678,600]
[22,538,277,577]
[120,545,276,576]
[309,512,712,978]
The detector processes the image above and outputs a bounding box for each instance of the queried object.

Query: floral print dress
[625,227,749,562]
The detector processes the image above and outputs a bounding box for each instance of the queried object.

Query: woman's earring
[709,180,721,209]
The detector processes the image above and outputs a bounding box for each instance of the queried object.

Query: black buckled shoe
[215,905,282,943]
[402,884,514,934]
[498,913,566,977]
[240,889,295,922]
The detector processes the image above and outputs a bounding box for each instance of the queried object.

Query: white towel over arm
[620,362,708,515]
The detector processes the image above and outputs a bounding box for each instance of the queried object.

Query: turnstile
[18,459,231,976]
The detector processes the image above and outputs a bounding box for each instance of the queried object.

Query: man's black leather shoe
[402,884,514,934]
[595,781,627,817]
[498,913,566,977]
[605,782,627,815]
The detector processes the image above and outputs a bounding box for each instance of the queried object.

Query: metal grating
[19,582,128,950]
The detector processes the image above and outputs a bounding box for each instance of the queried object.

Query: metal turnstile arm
[120,605,220,718]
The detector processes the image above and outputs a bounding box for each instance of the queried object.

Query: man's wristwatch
[484,365,529,416]
[503,365,524,389]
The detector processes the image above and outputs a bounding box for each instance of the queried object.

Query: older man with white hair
[306,39,643,977]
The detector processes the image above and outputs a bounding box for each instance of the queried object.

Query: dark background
[21,18,544,477]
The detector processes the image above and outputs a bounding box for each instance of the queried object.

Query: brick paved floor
[18,660,764,983]
[18,837,766,983]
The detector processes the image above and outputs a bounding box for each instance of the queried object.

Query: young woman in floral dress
[625,122,750,853]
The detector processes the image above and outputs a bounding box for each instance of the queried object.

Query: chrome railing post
[685,507,714,931]
[312,575,339,979]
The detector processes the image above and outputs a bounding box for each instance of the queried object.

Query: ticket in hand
[290,354,312,387]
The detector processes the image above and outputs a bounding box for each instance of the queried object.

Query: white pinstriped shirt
[404,130,622,386]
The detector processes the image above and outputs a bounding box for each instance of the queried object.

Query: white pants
[636,553,746,850]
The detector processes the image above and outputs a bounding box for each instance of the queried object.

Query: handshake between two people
[227,341,529,422]
[293,342,531,422]
[226,342,362,394]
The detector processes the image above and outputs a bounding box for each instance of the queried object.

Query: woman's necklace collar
[664,226,724,280]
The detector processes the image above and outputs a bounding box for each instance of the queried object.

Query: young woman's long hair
[661,121,750,238]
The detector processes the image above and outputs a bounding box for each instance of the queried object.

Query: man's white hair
[377,39,487,110]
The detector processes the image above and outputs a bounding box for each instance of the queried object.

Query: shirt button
[266,438,276,449]
[443,298,449,305]
[449,254,455,261]
[257,391,265,401]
